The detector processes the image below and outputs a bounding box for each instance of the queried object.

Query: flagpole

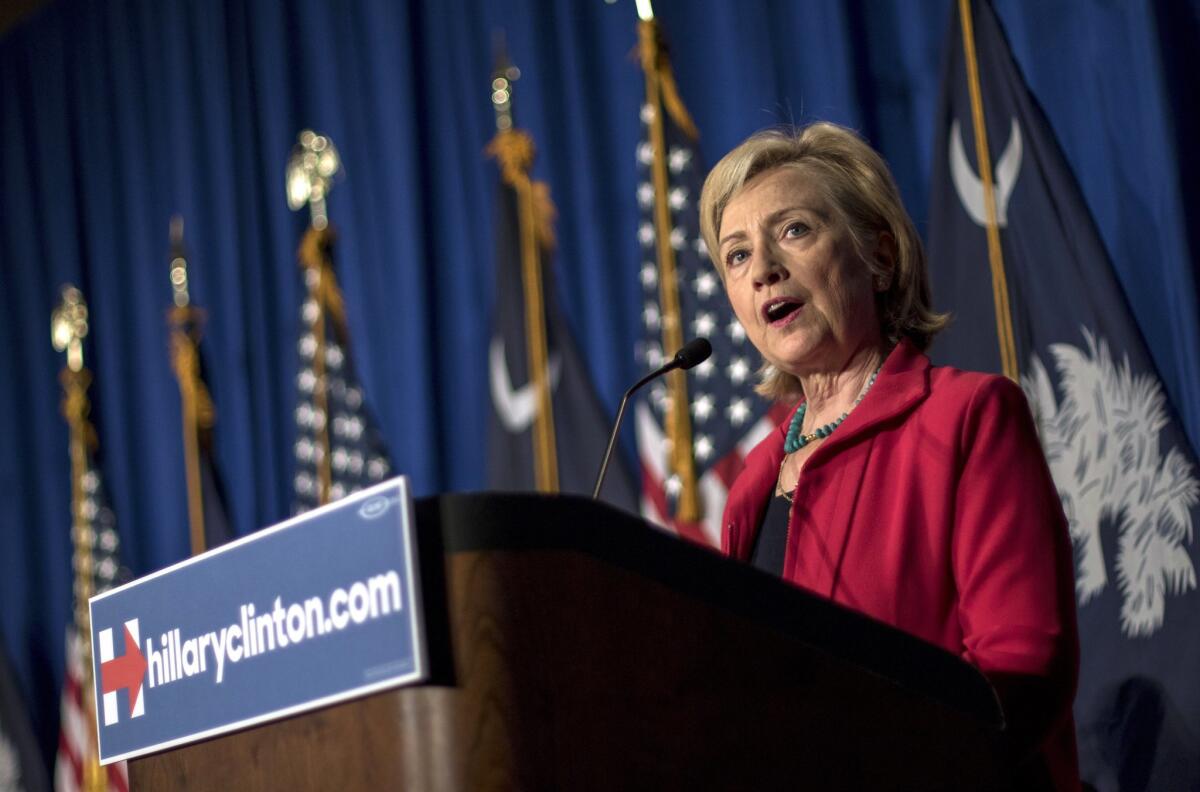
[637,5,701,522]
[958,0,1019,381]
[288,131,345,506]
[487,45,560,493]
[166,217,209,556]
[304,232,334,506]
[51,286,108,792]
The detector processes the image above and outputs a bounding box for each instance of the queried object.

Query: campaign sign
[88,477,425,764]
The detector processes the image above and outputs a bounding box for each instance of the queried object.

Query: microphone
[592,338,713,500]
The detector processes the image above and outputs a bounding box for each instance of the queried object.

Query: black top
[750,492,791,576]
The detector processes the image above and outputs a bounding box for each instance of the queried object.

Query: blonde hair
[699,123,948,401]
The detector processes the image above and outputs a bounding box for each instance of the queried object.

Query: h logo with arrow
[98,618,148,725]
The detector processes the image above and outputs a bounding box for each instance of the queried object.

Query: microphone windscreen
[674,338,712,370]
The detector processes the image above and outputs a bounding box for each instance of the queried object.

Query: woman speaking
[699,124,1079,791]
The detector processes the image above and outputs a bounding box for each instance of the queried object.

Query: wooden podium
[130,493,1008,790]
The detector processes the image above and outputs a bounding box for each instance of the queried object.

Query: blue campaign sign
[87,477,426,764]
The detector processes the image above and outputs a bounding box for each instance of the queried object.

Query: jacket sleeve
[952,375,1079,745]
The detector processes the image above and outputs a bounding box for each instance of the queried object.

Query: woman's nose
[752,245,787,289]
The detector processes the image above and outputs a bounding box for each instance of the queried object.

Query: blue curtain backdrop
[1,0,1197,772]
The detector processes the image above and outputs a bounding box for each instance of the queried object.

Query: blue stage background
[1,0,1197,775]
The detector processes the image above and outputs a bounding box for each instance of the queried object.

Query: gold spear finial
[52,285,88,373]
[169,215,191,308]
[490,31,521,132]
[286,130,342,229]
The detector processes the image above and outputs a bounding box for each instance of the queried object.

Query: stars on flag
[693,271,718,299]
[640,262,658,288]
[691,311,717,338]
[643,302,661,331]
[77,467,120,588]
[727,357,751,384]
[637,182,655,208]
[669,226,687,250]
[292,285,392,515]
[297,368,316,393]
[667,147,692,174]
[664,473,682,498]
[727,398,752,427]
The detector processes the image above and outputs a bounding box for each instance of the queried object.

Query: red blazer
[722,340,1080,791]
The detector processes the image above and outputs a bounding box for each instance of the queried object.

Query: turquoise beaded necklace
[783,363,882,454]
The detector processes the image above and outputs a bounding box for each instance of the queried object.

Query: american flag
[55,461,128,792]
[292,227,392,514]
[634,19,786,547]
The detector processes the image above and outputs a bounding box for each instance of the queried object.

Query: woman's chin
[764,344,824,378]
[763,333,830,374]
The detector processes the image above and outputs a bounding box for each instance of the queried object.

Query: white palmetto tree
[1023,329,1199,636]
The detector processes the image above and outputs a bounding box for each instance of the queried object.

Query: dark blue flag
[168,313,235,550]
[196,409,234,549]
[485,125,637,510]
[185,351,235,549]
[929,2,1200,789]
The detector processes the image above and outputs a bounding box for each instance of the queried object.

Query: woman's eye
[784,222,810,238]
[725,249,749,268]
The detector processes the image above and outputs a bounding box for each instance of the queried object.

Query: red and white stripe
[55,629,128,792]
[637,402,787,548]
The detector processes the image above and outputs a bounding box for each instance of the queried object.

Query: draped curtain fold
[1,0,1197,769]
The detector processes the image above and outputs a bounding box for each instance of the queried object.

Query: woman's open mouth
[762,297,804,327]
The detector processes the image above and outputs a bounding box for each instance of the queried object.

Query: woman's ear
[872,231,897,292]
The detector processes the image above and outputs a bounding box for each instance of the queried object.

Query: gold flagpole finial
[287,130,342,230]
[52,285,89,373]
[491,31,521,133]
[169,215,191,308]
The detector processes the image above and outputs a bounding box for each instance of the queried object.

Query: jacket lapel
[789,341,932,595]
[728,414,790,560]
[812,340,931,456]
